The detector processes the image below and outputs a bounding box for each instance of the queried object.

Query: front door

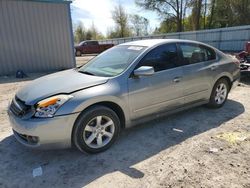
[128,43,184,120]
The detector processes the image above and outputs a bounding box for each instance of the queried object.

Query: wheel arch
[71,101,126,146]
[214,74,233,91]
[87,101,126,129]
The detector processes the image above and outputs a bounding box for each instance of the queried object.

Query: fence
[99,25,250,52]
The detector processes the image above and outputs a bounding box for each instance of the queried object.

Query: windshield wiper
[78,70,95,76]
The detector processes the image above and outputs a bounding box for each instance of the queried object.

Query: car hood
[16,69,109,105]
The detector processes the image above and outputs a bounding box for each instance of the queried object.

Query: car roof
[119,39,209,48]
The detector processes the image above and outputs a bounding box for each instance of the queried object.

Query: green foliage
[154,18,177,34]
[136,0,189,32]
[74,23,86,43]
[208,0,250,28]
[138,0,250,34]
[106,27,121,39]
[74,0,250,39]
[74,22,105,43]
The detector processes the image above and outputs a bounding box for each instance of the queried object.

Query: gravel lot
[0,56,250,188]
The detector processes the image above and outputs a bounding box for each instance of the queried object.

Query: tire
[72,105,121,154]
[207,78,230,108]
[76,50,81,57]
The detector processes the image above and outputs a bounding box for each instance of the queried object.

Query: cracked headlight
[34,95,73,118]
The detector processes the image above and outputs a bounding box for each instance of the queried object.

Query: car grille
[10,96,31,117]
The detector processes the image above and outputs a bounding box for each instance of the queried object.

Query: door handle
[173,77,181,83]
[210,65,218,71]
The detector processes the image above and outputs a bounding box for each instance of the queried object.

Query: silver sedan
[8,39,240,153]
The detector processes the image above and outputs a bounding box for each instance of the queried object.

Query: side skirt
[126,100,208,128]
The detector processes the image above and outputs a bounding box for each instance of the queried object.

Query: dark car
[75,40,114,56]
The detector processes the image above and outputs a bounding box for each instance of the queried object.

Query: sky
[71,0,160,36]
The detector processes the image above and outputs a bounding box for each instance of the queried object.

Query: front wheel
[72,106,121,154]
[207,78,230,108]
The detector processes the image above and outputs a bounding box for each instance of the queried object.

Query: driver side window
[137,43,179,72]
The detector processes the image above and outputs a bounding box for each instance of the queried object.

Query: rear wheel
[72,105,121,154]
[207,78,230,108]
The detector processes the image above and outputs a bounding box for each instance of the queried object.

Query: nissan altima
[8,39,240,153]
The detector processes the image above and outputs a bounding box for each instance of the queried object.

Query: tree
[136,0,190,32]
[208,0,215,29]
[231,0,250,26]
[74,22,86,43]
[85,30,93,40]
[112,4,131,37]
[136,0,250,35]
[190,0,202,30]
[74,22,105,42]
[88,22,105,40]
[106,27,120,38]
[205,0,248,29]
[155,17,177,33]
[203,0,207,29]
[130,14,149,36]
[212,0,234,28]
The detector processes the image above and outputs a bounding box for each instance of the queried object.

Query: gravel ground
[0,57,250,188]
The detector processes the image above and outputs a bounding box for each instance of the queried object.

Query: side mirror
[134,66,154,77]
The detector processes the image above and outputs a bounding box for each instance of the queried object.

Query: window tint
[179,43,216,64]
[91,41,98,45]
[138,43,179,72]
[87,41,98,45]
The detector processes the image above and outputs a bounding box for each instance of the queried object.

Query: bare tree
[112,4,131,37]
[130,14,149,36]
[136,0,189,32]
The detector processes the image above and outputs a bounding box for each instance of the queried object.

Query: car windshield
[78,45,146,77]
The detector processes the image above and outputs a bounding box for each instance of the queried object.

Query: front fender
[55,82,130,124]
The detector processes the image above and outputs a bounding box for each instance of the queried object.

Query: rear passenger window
[179,43,216,65]
[137,43,179,72]
[91,41,98,45]
[87,41,98,45]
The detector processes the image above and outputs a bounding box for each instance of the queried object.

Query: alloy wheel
[83,116,115,149]
[215,83,227,104]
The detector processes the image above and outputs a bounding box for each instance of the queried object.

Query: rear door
[84,41,98,54]
[178,43,217,104]
[90,41,100,53]
[128,43,185,120]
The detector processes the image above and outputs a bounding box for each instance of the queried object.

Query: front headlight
[34,95,73,118]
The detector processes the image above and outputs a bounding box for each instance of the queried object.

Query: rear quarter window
[179,43,216,65]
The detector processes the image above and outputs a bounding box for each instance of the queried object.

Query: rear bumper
[8,109,80,149]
